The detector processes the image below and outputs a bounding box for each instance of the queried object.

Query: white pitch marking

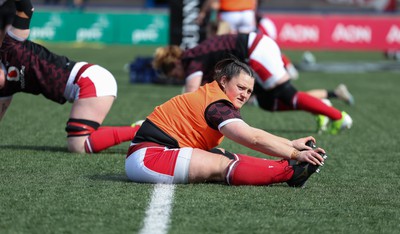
[139,184,176,234]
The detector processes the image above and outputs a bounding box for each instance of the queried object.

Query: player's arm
[184,75,203,93]
[0,96,12,121]
[220,120,324,165]
[184,71,203,93]
[9,0,33,40]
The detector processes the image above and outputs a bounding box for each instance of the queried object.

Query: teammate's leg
[65,64,139,153]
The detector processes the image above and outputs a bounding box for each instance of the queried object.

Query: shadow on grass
[88,174,131,183]
[88,175,300,188]
[0,144,69,152]
[0,144,127,154]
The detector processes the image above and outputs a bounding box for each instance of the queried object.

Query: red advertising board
[266,13,400,51]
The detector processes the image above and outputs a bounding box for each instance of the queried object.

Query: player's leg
[237,10,256,33]
[126,144,193,184]
[211,148,320,187]
[67,96,112,152]
[305,89,328,99]
[218,11,241,34]
[253,81,339,117]
[209,149,294,185]
[282,83,352,134]
[126,146,233,184]
[188,148,232,183]
[305,84,354,106]
[254,81,352,133]
[126,144,317,186]
[126,145,293,185]
[65,63,139,153]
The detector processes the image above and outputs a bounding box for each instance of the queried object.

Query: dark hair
[213,57,254,83]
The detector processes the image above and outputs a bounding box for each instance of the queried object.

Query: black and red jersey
[0,33,75,104]
[182,33,249,84]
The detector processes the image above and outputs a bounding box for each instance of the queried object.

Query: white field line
[139,184,176,234]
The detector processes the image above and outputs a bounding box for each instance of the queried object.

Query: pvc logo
[131,16,165,43]
[30,14,62,40]
[279,23,319,42]
[76,16,109,42]
[332,23,372,43]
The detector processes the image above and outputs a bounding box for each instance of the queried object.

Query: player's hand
[292,136,316,151]
[297,149,325,166]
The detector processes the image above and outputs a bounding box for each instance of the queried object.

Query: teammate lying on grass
[126,58,326,187]
[0,0,139,153]
[256,14,354,106]
[152,32,353,134]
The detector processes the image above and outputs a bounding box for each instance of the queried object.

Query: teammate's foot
[328,111,352,135]
[316,115,329,134]
[131,119,145,127]
[334,84,355,106]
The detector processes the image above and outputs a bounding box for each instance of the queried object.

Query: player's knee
[65,118,100,153]
[67,139,86,153]
[209,148,237,160]
[65,118,100,137]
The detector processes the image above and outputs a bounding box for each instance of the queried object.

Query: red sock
[84,125,140,153]
[226,154,294,186]
[295,92,342,120]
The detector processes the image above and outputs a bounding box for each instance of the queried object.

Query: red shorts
[125,142,193,184]
[63,62,117,102]
[247,32,286,89]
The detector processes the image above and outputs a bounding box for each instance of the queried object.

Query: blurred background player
[197,0,257,36]
[217,0,257,34]
[256,13,354,106]
[197,3,354,107]
[257,14,299,79]
[126,58,326,187]
[152,32,353,134]
[0,0,140,153]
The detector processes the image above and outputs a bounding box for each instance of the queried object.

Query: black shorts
[254,80,297,111]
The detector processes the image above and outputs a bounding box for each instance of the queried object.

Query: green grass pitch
[1,43,399,233]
